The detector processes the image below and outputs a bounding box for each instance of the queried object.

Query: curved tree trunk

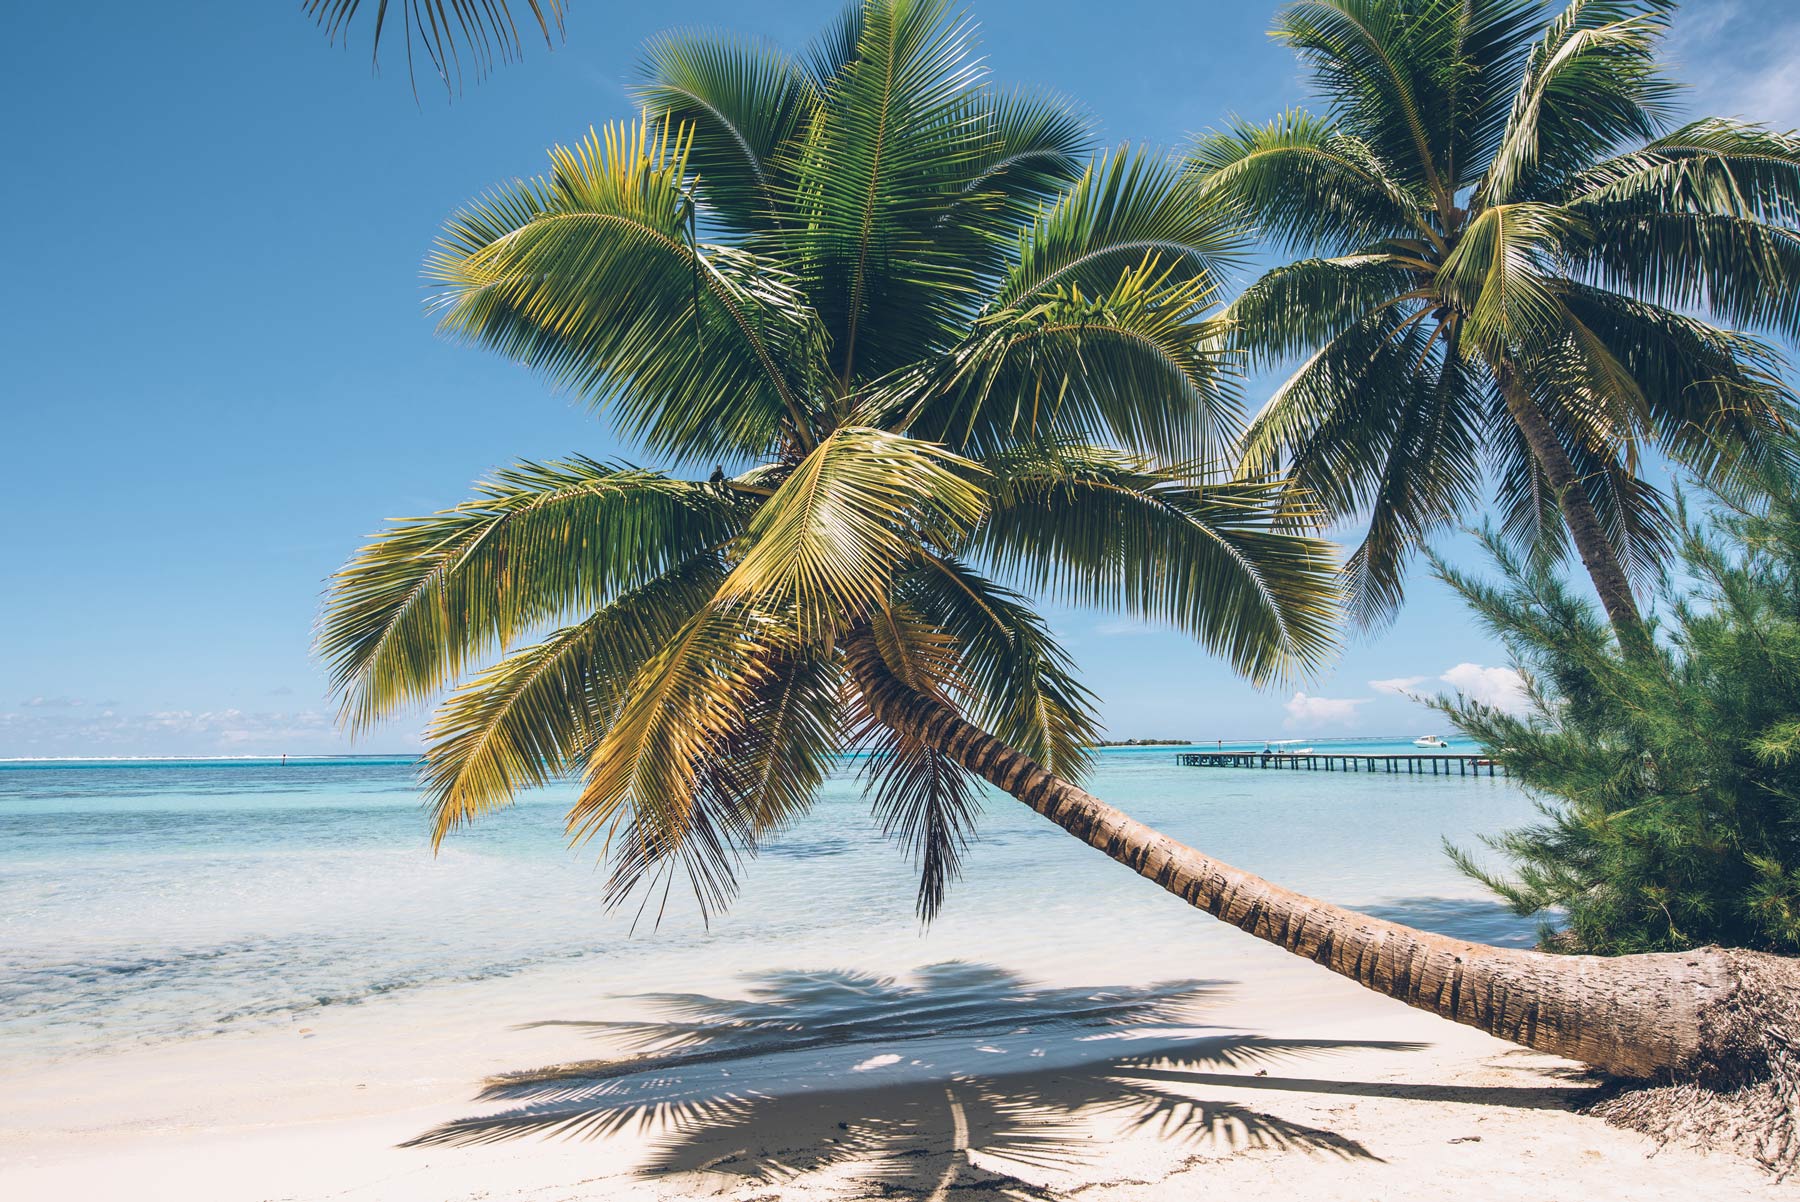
[1495,364,1644,633]
[845,631,1794,1082]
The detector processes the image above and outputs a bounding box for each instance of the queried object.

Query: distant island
[1090,738,1193,747]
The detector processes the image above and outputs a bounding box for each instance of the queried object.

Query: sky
[2,0,1796,757]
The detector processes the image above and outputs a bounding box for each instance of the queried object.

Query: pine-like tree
[1440,452,1800,956]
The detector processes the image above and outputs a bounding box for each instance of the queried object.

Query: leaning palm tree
[1197,0,1799,632]
[321,0,1799,1148]
[322,0,1329,920]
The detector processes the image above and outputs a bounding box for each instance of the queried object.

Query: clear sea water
[0,740,1542,1068]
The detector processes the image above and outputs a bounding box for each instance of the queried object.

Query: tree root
[1587,951,1800,1178]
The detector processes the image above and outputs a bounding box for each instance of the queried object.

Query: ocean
[0,741,1542,1069]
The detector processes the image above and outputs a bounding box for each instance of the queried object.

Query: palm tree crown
[1198,0,1799,627]
[318,0,1338,919]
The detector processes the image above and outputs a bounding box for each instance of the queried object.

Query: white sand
[0,935,1779,1201]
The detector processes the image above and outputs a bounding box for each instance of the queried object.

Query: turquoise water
[0,740,1538,1066]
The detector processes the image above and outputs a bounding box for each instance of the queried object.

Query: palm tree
[304,0,565,92]
[320,0,1798,1111]
[1196,0,1799,633]
[321,0,1332,919]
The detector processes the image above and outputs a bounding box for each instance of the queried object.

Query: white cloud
[1282,691,1367,729]
[1672,1,1800,128]
[1368,675,1427,696]
[22,695,84,708]
[1439,663,1529,715]
[0,705,344,757]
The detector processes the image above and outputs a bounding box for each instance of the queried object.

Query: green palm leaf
[1567,120,1800,339]
[1220,252,1417,367]
[901,554,1098,779]
[305,0,564,93]
[902,253,1236,462]
[998,146,1244,309]
[598,643,846,918]
[1191,110,1433,253]
[848,603,981,920]
[980,442,1339,684]
[565,600,790,913]
[428,117,820,463]
[719,426,987,634]
[319,458,742,732]
[1479,0,1675,205]
[635,31,820,234]
[419,557,726,846]
[790,0,991,385]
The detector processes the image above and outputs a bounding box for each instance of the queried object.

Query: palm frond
[1273,0,1461,202]
[899,253,1236,462]
[1487,383,1674,587]
[999,145,1244,308]
[319,459,743,732]
[602,644,845,921]
[720,426,987,635]
[1189,109,1433,253]
[979,442,1339,683]
[1480,0,1676,204]
[1565,121,1800,339]
[305,0,564,94]
[428,116,821,464]
[958,86,1097,219]
[1240,309,1489,627]
[847,607,981,920]
[1337,323,1491,627]
[1220,252,1417,368]
[564,598,810,916]
[1432,0,1547,189]
[1436,201,1581,358]
[635,30,820,233]
[1557,285,1798,494]
[901,554,1098,779]
[789,0,992,385]
[419,556,726,846]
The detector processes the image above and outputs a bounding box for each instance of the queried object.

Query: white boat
[1413,735,1449,748]
[1264,739,1314,754]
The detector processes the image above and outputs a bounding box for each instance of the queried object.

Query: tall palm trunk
[846,631,1793,1082]
[1494,364,1645,633]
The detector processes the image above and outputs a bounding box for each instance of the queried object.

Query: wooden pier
[1176,751,1504,777]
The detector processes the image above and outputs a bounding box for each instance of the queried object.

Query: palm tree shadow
[405,963,1445,1196]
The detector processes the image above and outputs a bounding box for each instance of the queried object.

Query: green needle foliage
[318,0,1340,921]
[1438,450,1800,955]
[1195,0,1800,631]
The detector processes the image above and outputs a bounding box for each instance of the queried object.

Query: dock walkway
[1176,751,1503,777]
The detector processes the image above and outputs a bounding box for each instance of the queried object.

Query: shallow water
[0,741,1541,1067]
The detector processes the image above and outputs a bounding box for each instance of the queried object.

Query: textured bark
[844,631,1790,1081]
[1495,365,1644,631]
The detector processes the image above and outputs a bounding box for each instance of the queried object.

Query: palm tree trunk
[1494,364,1644,632]
[845,630,1793,1082]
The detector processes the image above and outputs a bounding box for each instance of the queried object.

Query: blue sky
[3,0,1795,757]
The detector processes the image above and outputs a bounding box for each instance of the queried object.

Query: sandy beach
[1,930,1780,1202]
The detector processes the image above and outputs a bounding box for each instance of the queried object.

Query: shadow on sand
[404,962,1591,1197]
